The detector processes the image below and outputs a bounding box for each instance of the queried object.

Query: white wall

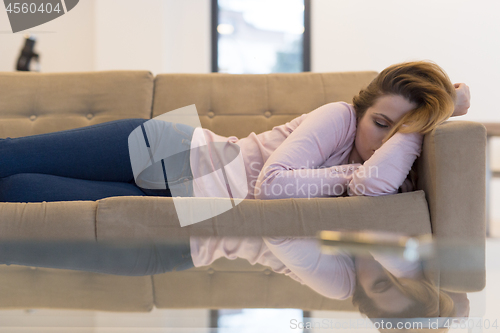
[162,0,211,73]
[94,0,164,75]
[94,0,210,75]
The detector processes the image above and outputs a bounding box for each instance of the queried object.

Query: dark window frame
[211,0,311,73]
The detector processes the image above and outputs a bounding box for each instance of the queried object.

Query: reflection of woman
[0,61,470,318]
[352,253,470,320]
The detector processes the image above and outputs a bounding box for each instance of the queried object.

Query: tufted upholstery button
[207,111,215,119]
[29,115,37,121]
[86,113,94,120]
[263,269,272,276]
[207,268,214,275]
[264,111,272,118]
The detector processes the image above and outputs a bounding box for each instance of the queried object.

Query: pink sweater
[189,102,424,299]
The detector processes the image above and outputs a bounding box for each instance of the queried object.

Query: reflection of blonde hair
[352,60,456,145]
[374,273,455,333]
[352,266,456,325]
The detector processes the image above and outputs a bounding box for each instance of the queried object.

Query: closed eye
[374,120,389,128]
[372,278,392,293]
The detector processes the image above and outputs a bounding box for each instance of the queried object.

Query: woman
[0,61,470,318]
[0,60,470,201]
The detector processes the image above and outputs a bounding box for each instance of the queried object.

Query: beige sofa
[0,70,486,312]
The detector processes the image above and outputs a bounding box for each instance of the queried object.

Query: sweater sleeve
[369,250,423,279]
[262,236,356,300]
[348,131,423,196]
[255,102,362,200]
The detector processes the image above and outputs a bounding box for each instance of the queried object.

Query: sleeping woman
[0,60,470,319]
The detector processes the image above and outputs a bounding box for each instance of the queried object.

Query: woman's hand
[452,83,470,117]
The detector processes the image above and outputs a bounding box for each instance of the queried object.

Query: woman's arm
[348,131,423,196]
[262,236,356,300]
[451,83,470,117]
[255,102,361,200]
[348,83,470,197]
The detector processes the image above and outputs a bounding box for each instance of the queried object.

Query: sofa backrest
[0,70,378,140]
[152,72,377,138]
[0,71,154,138]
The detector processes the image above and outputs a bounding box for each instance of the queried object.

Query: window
[211,0,311,73]
[211,309,310,332]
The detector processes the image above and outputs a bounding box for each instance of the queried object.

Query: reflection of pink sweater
[189,102,424,299]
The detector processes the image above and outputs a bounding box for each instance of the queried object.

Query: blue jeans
[0,118,195,274]
[0,118,195,201]
[0,239,194,276]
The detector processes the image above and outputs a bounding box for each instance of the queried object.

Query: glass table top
[0,230,490,332]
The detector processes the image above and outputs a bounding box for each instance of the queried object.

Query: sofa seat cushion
[0,265,154,312]
[95,191,431,239]
[153,258,357,311]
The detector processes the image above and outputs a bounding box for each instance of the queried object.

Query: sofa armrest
[416,120,486,292]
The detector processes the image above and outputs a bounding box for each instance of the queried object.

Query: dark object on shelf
[16,35,40,71]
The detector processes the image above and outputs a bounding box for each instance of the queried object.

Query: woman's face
[354,94,417,162]
[355,254,415,314]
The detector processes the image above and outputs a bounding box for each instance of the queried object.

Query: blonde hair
[352,60,456,145]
